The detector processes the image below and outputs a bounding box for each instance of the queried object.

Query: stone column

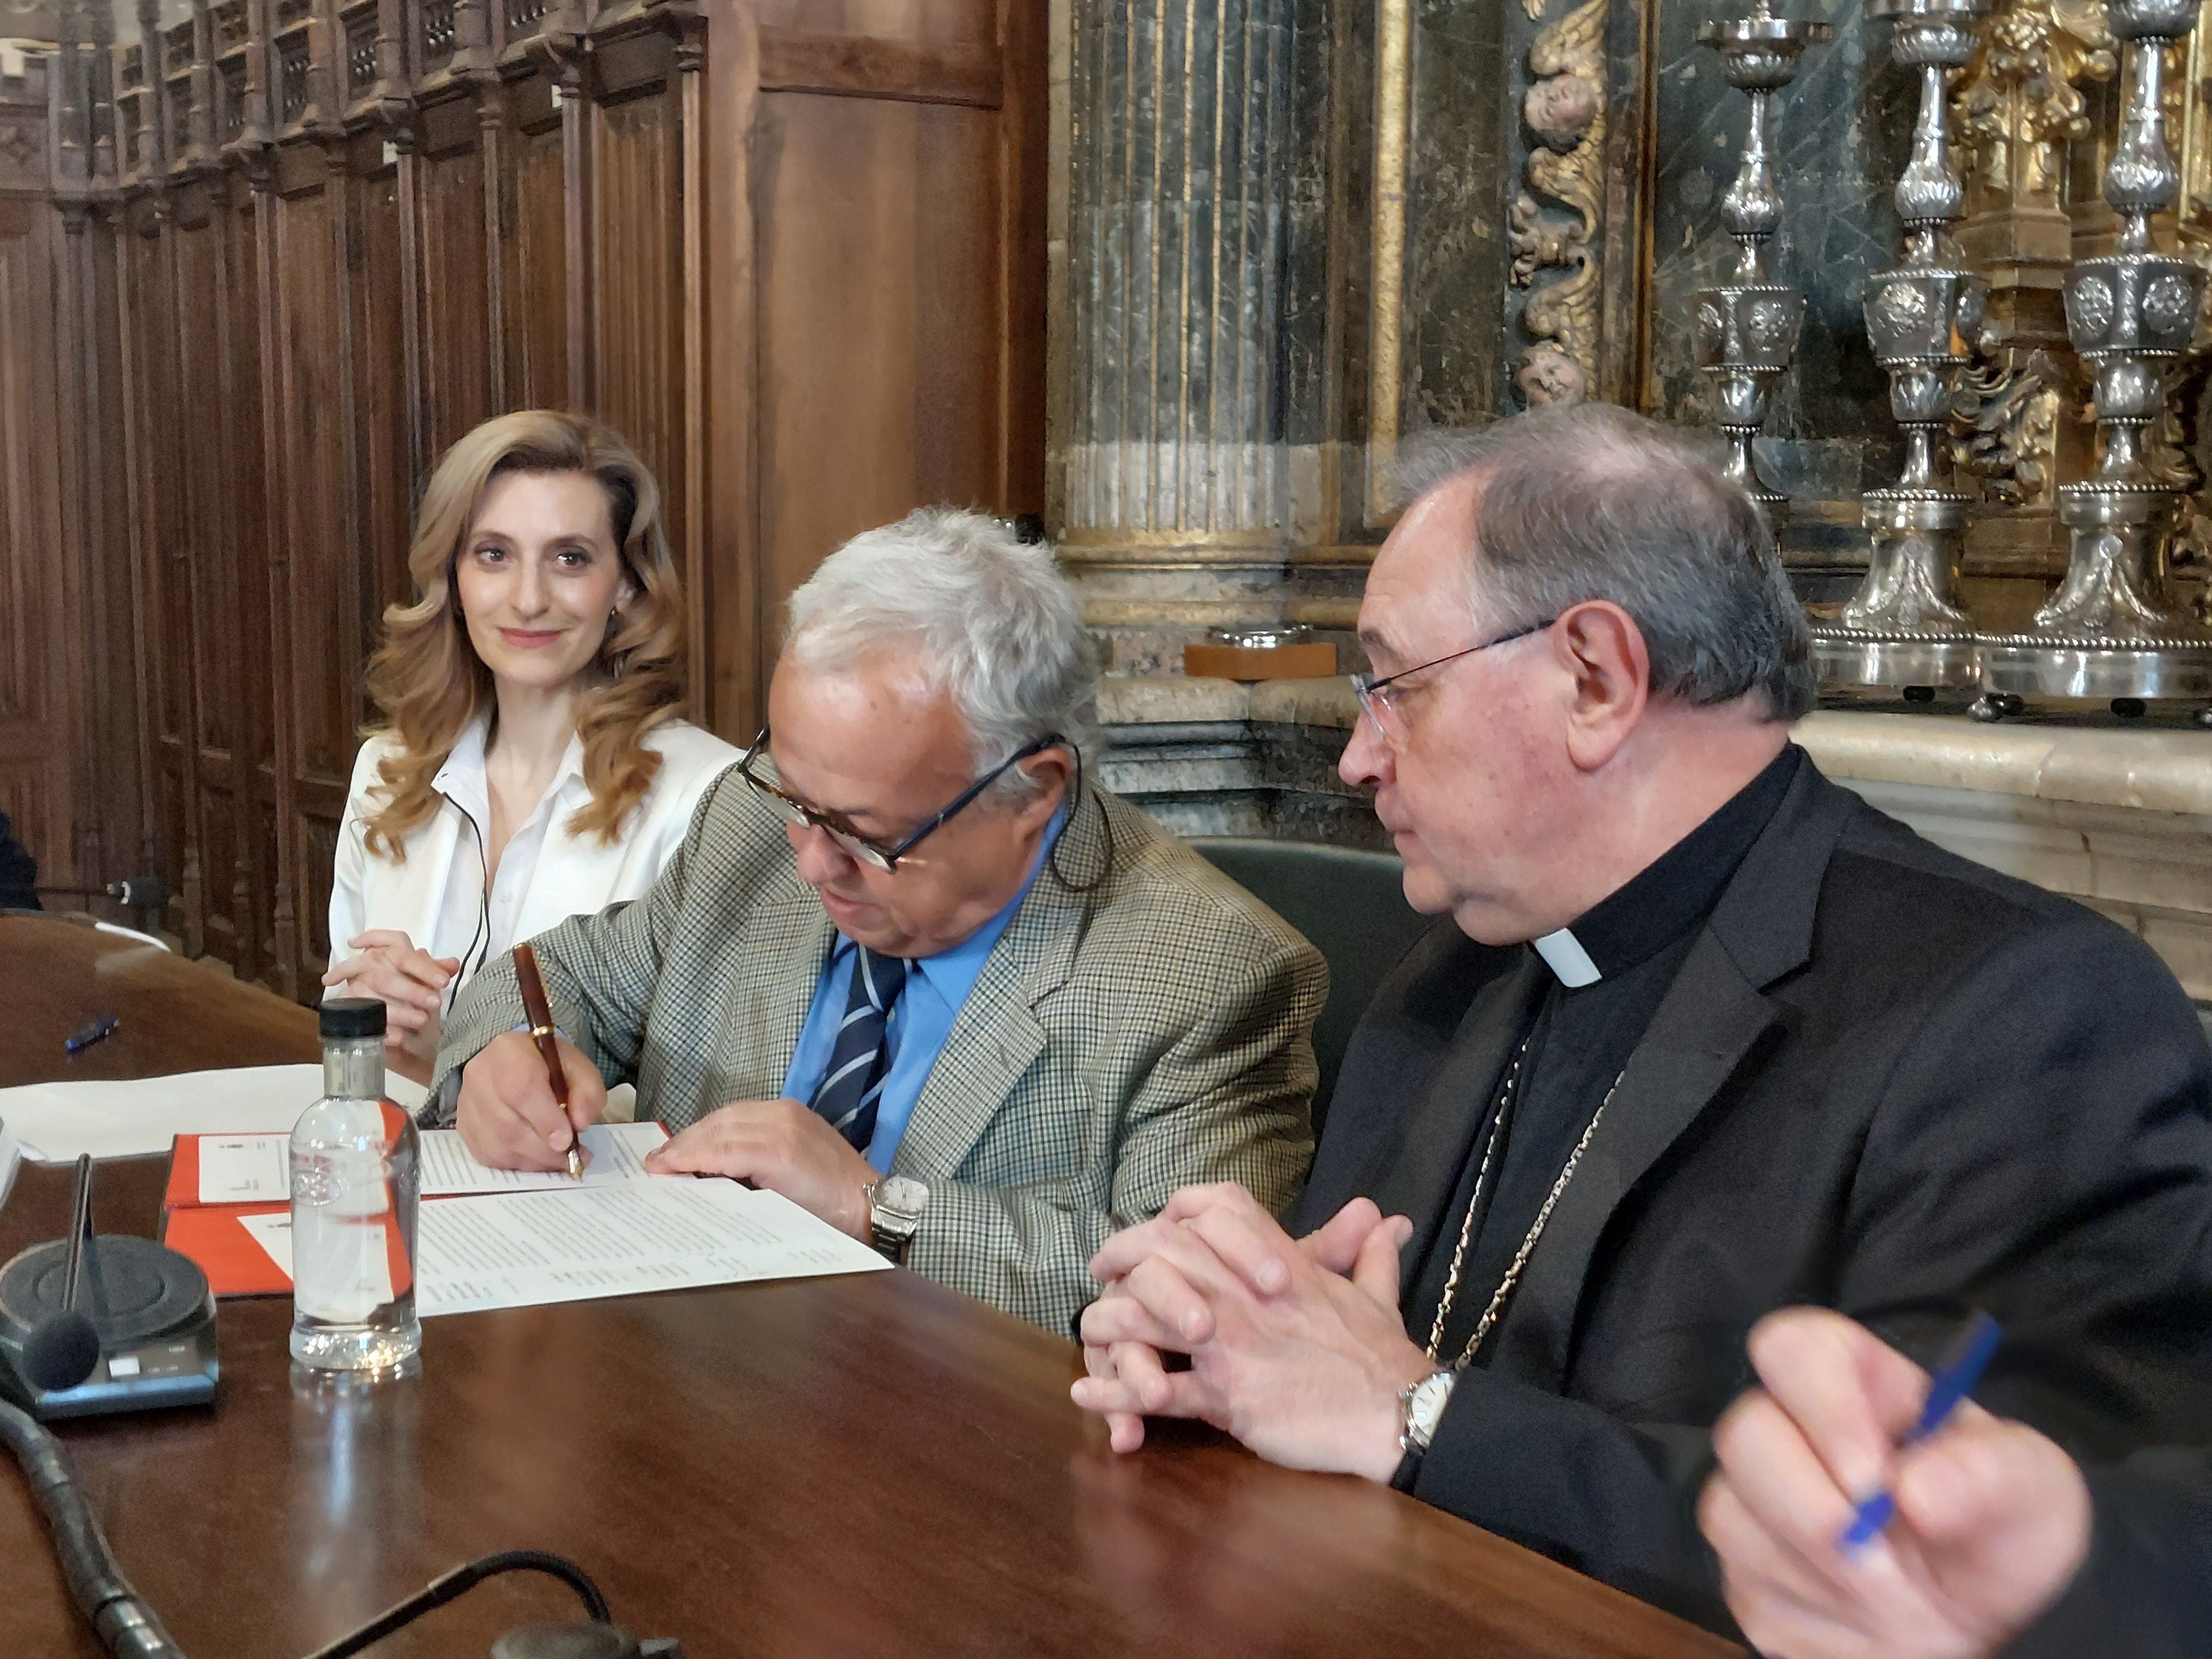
[1060,0,1294,674]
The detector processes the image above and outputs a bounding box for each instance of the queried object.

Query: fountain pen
[512,941,583,1179]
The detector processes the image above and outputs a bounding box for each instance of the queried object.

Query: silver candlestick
[1811,0,1991,693]
[1693,1,1830,522]
[1979,0,2212,710]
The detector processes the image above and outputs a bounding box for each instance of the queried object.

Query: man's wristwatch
[1392,1368,1458,1489]
[863,1174,929,1261]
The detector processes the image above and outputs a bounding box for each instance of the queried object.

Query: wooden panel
[79,210,148,890]
[754,90,1006,632]
[506,112,571,412]
[347,157,414,638]
[298,809,343,967]
[219,177,276,979]
[0,203,55,732]
[592,86,685,547]
[595,27,679,101]
[171,212,231,763]
[706,0,1045,730]
[276,190,363,792]
[419,133,494,460]
[0,197,70,884]
[271,173,362,981]
[173,189,259,968]
[700,0,763,738]
[121,210,196,934]
[110,205,163,896]
[758,28,1001,108]
[754,0,997,38]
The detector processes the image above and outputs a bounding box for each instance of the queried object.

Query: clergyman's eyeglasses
[1348,618,1556,746]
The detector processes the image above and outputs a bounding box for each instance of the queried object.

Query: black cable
[448,802,495,1002]
[6,1394,615,1659]
[300,1549,611,1659]
[0,1398,185,1659]
[1046,744,1114,896]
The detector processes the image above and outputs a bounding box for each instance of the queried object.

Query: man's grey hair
[783,507,1097,797]
[1392,404,1815,720]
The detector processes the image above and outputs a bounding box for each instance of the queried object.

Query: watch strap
[1389,1445,1426,1492]
[865,1177,926,1260]
[1390,1370,1447,1492]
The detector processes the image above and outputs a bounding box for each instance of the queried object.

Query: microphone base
[0,1237,219,1419]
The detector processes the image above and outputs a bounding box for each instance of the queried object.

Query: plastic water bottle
[289,998,421,1372]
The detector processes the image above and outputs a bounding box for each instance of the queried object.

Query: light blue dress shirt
[780,806,1067,1172]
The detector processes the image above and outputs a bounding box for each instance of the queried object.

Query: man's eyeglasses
[738,729,1066,872]
[1349,617,1556,747]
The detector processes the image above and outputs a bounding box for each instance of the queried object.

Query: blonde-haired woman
[325,410,738,1082]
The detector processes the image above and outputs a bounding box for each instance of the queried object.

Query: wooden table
[0,916,1739,1658]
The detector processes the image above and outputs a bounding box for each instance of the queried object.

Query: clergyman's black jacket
[1295,758,2212,1632]
[2006,1447,2212,1657]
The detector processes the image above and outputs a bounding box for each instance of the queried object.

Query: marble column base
[1094,678,2212,1008]
[1064,552,1369,675]
[1095,673,1382,846]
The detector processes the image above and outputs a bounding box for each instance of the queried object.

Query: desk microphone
[20,1303,99,1393]
[105,876,168,912]
[0,1156,220,1417]
[32,877,169,912]
[21,1156,103,1393]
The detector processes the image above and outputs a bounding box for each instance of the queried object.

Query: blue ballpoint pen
[65,1013,120,1054]
[1839,1311,2004,1551]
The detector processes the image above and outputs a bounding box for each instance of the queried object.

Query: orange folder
[163,1117,417,1300]
[162,1203,291,1298]
[164,1133,210,1210]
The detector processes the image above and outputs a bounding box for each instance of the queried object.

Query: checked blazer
[431,771,1325,1332]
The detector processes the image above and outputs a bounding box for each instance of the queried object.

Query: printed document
[237,1177,887,1314]
[199,1121,670,1205]
[0,1066,429,1162]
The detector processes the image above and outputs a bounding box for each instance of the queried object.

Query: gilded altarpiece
[1348,0,2212,597]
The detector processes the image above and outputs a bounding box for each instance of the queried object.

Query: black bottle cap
[320,998,387,1040]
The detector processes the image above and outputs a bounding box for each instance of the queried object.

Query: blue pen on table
[1839,1311,2004,1552]
[65,1014,119,1054]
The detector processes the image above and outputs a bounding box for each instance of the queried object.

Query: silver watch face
[873,1175,929,1224]
[1408,1370,1456,1446]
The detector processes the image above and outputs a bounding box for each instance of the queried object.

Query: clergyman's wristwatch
[1392,1368,1458,1490]
[863,1174,929,1261]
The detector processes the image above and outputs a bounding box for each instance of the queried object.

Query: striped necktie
[808,946,908,1151]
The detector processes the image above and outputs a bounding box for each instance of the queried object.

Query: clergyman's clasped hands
[1073,1183,1430,1481]
[454,1029,881,1240]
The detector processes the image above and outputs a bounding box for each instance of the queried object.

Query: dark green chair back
[1191,837,1433,1134]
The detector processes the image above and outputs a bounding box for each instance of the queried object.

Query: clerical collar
[1531,745,1803,986]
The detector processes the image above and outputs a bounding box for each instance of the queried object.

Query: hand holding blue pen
[1703,1309,2099,1659]
[1838,1311,2004,1551]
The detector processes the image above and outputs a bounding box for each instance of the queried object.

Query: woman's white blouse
[327,717,740,993]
